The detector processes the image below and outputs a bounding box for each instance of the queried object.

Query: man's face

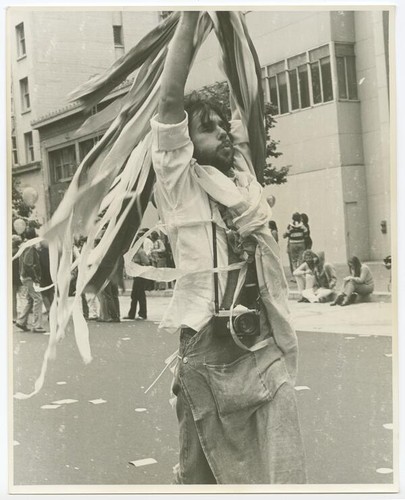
[189,110,234,173]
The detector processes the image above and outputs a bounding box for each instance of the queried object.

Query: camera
[214,308,260,337]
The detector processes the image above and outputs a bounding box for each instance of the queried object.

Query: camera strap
[211,221,271,353]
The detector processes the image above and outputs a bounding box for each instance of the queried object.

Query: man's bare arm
[158,11,199,124]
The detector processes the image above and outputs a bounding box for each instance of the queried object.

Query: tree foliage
[195,81,289,185]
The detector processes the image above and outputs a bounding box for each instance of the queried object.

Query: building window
[16,23,26,58]
[19,77,30,112]
[12,136,19,165]
[288,53,310,111]
[264,45,333,116]
[79,136,102,162]
[336,44,358,100]
[24,132,34,163]
[49,145,77,183]
[113,25,123,47]
[309,46,333,104]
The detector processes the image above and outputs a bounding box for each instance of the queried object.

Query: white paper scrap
[13,440,20,446]
[383,423,393,430]
[52,399,78,405]
[121,337,131,341]
[344,337,355,340]
[359,77,366,85]
[129,458,157,467]
[135,408,147,413]
[89,399,107,405]
[384,354,392,358]
[295,386,310,391]
[41,404,61,410]
[56,381,67,385]
[376,468,393,474]
[19,340,26,344]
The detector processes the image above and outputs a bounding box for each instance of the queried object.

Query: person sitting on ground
[331,256,374,306]
[293,250,318,302]
[300,251,337,303]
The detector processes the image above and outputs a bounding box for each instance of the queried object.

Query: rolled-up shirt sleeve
[150,113,195,201]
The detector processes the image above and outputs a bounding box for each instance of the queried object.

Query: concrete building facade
[8,9,160,223]
[10,9,391,264]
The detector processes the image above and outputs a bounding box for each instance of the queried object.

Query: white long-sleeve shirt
[150,112,263,333]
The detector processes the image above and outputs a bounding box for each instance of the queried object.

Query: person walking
[150,231,167,290]
[124,234,150,320]
[331,256,374,306]
[15,227,47,333]
[148,11,306,484]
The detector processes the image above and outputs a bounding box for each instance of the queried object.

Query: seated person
[293,250,317,302]
[300,251,337,303]
[331,256,374,306]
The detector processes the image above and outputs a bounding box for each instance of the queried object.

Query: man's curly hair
[184,92,230,133]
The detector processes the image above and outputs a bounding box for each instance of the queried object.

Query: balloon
[22,186,38,207]
[267,195,276,208]
[13,218,26,235]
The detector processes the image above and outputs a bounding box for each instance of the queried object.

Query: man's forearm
[159,11,199,124]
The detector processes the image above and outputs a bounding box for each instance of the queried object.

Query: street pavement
[11,294,394,487]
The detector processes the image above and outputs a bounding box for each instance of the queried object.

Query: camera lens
[233,312,259,336]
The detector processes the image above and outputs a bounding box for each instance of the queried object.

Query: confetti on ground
[74,467,79,470]
[57,381,67,385]
[383,423,393,430]
[295,386,311,391]
[13,440,20,446]
[41,404,61,410]
[359,77,366,85]
[384,354,392,358]
[376,468,393,474]
[52,399,78,405]
[135,408,147,413]
[344,337,355,340]
[121,337,131,341]
[129,458,157,467]
[19,340,26,344]
[89,399,107,405]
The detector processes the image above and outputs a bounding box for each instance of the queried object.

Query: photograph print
[7,6,397,493]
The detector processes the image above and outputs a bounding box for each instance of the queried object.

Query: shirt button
[183,356,189,364]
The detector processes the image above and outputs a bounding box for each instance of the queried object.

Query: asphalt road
[12,317,393,487]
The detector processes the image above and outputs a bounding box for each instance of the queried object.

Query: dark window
[335,44,358,101]
[19,77,30,111]
[16,23,26,58]
[298,64,310,108]
[320,56,333,102]
[310,62,322,104]
[24,132,34,162]
[49,145,77,183]
[269,76,279,114]
[289,70,300,110]
[79,136,102,162]
[113,25,123,46]
[12,136,19,165]
[336,57,347,99]
[277,72,289,114]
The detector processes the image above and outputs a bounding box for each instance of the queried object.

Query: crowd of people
[12,226,173,330]
[277,212,375,305]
